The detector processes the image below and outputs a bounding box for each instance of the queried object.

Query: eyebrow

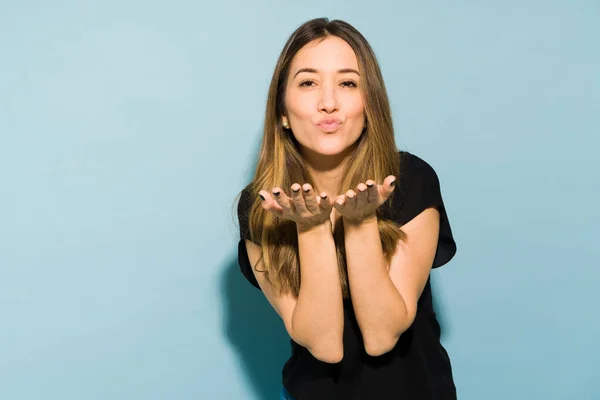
[293,68,360,79]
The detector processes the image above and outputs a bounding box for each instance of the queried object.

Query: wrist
[297,219,332,235]
[343,214,378,228]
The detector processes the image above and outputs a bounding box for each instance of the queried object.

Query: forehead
[290,36,359,73]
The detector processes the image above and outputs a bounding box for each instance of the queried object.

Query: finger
[378,175,397,202]
[345,189,357,211]
[302,183,320,214]
[258,190,283,217]
[356,183,369,208]
[332,194,346,213]
[366,180,378,204]
[290,183,309,214]
[318,192,333,211]
[271,187,294,216]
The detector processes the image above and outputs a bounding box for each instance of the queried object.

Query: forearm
[344,217,410,355]
[292,220,344,363]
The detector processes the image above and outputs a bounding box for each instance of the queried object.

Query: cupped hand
[333,176,396,224]
[258,183,334,232]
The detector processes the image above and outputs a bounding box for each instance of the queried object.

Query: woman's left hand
[333,175,396,224]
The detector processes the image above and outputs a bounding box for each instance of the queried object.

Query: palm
[332,176,396,224]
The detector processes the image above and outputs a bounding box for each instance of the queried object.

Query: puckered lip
[316,117,343,126]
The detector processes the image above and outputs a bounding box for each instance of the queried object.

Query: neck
[300,146,356,197]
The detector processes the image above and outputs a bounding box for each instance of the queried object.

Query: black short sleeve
[392,152,457,268]
[237,187,261,289]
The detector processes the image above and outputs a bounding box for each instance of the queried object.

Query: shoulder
[237,183,254,216]
[398,150,438,178]
[237,183,257,242]
[393,150,457,268]
[387,150,445,225]
[396,150,441,194]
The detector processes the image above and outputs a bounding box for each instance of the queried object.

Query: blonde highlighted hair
[239,18,406,299]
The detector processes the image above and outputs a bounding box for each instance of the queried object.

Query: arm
[293,221,344,362]
[343,207,440,356]
[244,184,344,363]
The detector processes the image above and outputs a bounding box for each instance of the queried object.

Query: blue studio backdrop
[1,1,598,399]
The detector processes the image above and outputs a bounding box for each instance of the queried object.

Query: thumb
[379,175,396,202]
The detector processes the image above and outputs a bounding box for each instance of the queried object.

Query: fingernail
[273,190,280,196]
[367,183,374,188]
[390,180,396,187]
[259,194,265,201]
[321,194,327,199]
[292,187,299,193]
[303,188,310,193]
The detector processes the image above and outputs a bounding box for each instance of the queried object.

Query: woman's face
[283,36,365,157]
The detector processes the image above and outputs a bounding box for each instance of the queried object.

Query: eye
[299,79,315,87]
[298,80,358,88]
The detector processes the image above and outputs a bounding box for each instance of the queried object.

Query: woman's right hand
[258,183,333,232]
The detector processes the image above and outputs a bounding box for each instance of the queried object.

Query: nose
[317,82,339,114]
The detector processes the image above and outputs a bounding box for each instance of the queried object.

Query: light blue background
[1,1,598,399]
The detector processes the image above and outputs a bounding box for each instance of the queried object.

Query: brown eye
[341,80,357,88]
[299,80,314,87]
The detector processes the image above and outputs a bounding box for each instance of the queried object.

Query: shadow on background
[221,258,289,400]
[219,132,291,399]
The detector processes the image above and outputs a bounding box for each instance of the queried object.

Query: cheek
[343,94,365,121]
[351,98,365,117]
[285,92,311,117]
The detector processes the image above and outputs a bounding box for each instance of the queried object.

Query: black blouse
[237,151,458,400]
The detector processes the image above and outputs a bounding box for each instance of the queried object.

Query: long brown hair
[239,18,406,299]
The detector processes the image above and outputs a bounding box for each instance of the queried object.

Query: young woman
[236,17,457,400]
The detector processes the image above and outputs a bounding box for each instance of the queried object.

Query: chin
[318,137,361,155]
[312,144,352,157]
[297,135,361,158]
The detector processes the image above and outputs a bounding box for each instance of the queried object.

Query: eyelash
[298,80,358,88]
